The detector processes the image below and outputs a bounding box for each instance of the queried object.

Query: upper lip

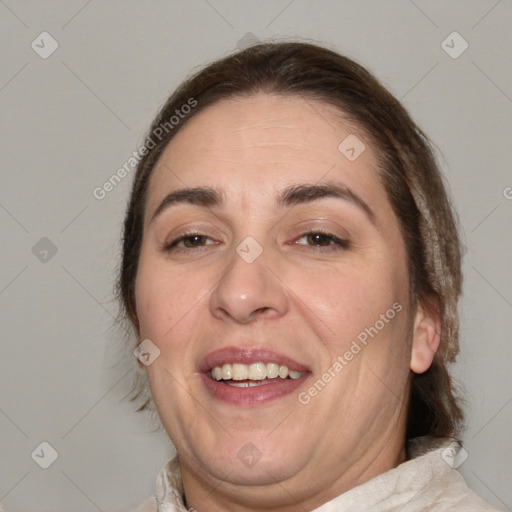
[200,346,310,373]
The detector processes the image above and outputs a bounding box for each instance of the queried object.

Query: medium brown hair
[118,41,464,439]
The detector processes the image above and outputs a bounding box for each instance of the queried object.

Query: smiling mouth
[209,362,307,387]
[201,347,310,405]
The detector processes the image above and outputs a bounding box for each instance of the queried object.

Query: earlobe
[410,301,441,374]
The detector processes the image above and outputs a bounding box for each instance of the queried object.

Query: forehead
[145,93,389,217]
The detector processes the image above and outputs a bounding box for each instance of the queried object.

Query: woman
[119,42,498,511]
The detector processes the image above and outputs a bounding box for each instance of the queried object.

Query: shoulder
[406,437,501,511]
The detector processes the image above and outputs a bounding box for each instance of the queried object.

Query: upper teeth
[211,362,305,381]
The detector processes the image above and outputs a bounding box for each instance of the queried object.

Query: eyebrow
[150,182,376,225]
[277,182,376,224]
[150,187,223,223]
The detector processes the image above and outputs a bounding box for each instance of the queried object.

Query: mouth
[200,347,310,406]
[210,362,306,387]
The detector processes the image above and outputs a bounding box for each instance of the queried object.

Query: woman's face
[135,94,437,505]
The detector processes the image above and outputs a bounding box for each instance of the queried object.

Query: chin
[194,434,305,485]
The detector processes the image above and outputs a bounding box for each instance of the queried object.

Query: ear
[410,300,441,374]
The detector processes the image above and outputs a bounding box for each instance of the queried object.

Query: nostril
[249,306,274,320]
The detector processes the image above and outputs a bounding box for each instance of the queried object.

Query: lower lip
[200,373,309,406]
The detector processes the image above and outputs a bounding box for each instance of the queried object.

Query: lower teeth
[225,380,273,388]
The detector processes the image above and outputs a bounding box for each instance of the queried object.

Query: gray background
[0,1,511,511]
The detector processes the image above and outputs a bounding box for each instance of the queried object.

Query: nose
[209,245,289,324]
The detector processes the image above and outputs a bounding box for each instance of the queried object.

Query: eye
[294,231,348,250]
[164,233,218,252]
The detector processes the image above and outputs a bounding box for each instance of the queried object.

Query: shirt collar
[155,457,188,512]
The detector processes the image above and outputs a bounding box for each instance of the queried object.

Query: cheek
[134,255,191,338]
[135,264,164,337]
[134,252,217,365]
[289,257,408,344]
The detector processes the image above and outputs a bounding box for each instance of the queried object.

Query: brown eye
[164,233,217,253]
[295,231,348,249]
[182,235,208,247]
[306,233,332,246]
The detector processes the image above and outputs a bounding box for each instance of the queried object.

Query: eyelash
[293,229,349,251]
[163,232,217,253]
[163,230,349,254]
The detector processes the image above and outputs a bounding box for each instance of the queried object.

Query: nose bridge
[209,239,288,323]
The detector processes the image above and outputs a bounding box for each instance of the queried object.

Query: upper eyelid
[165,232,216,247]
[295,230,338,239]
[163,229,347,251]
[293,231,349,246]
[165,220,348,237]
[167,228,342,240]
